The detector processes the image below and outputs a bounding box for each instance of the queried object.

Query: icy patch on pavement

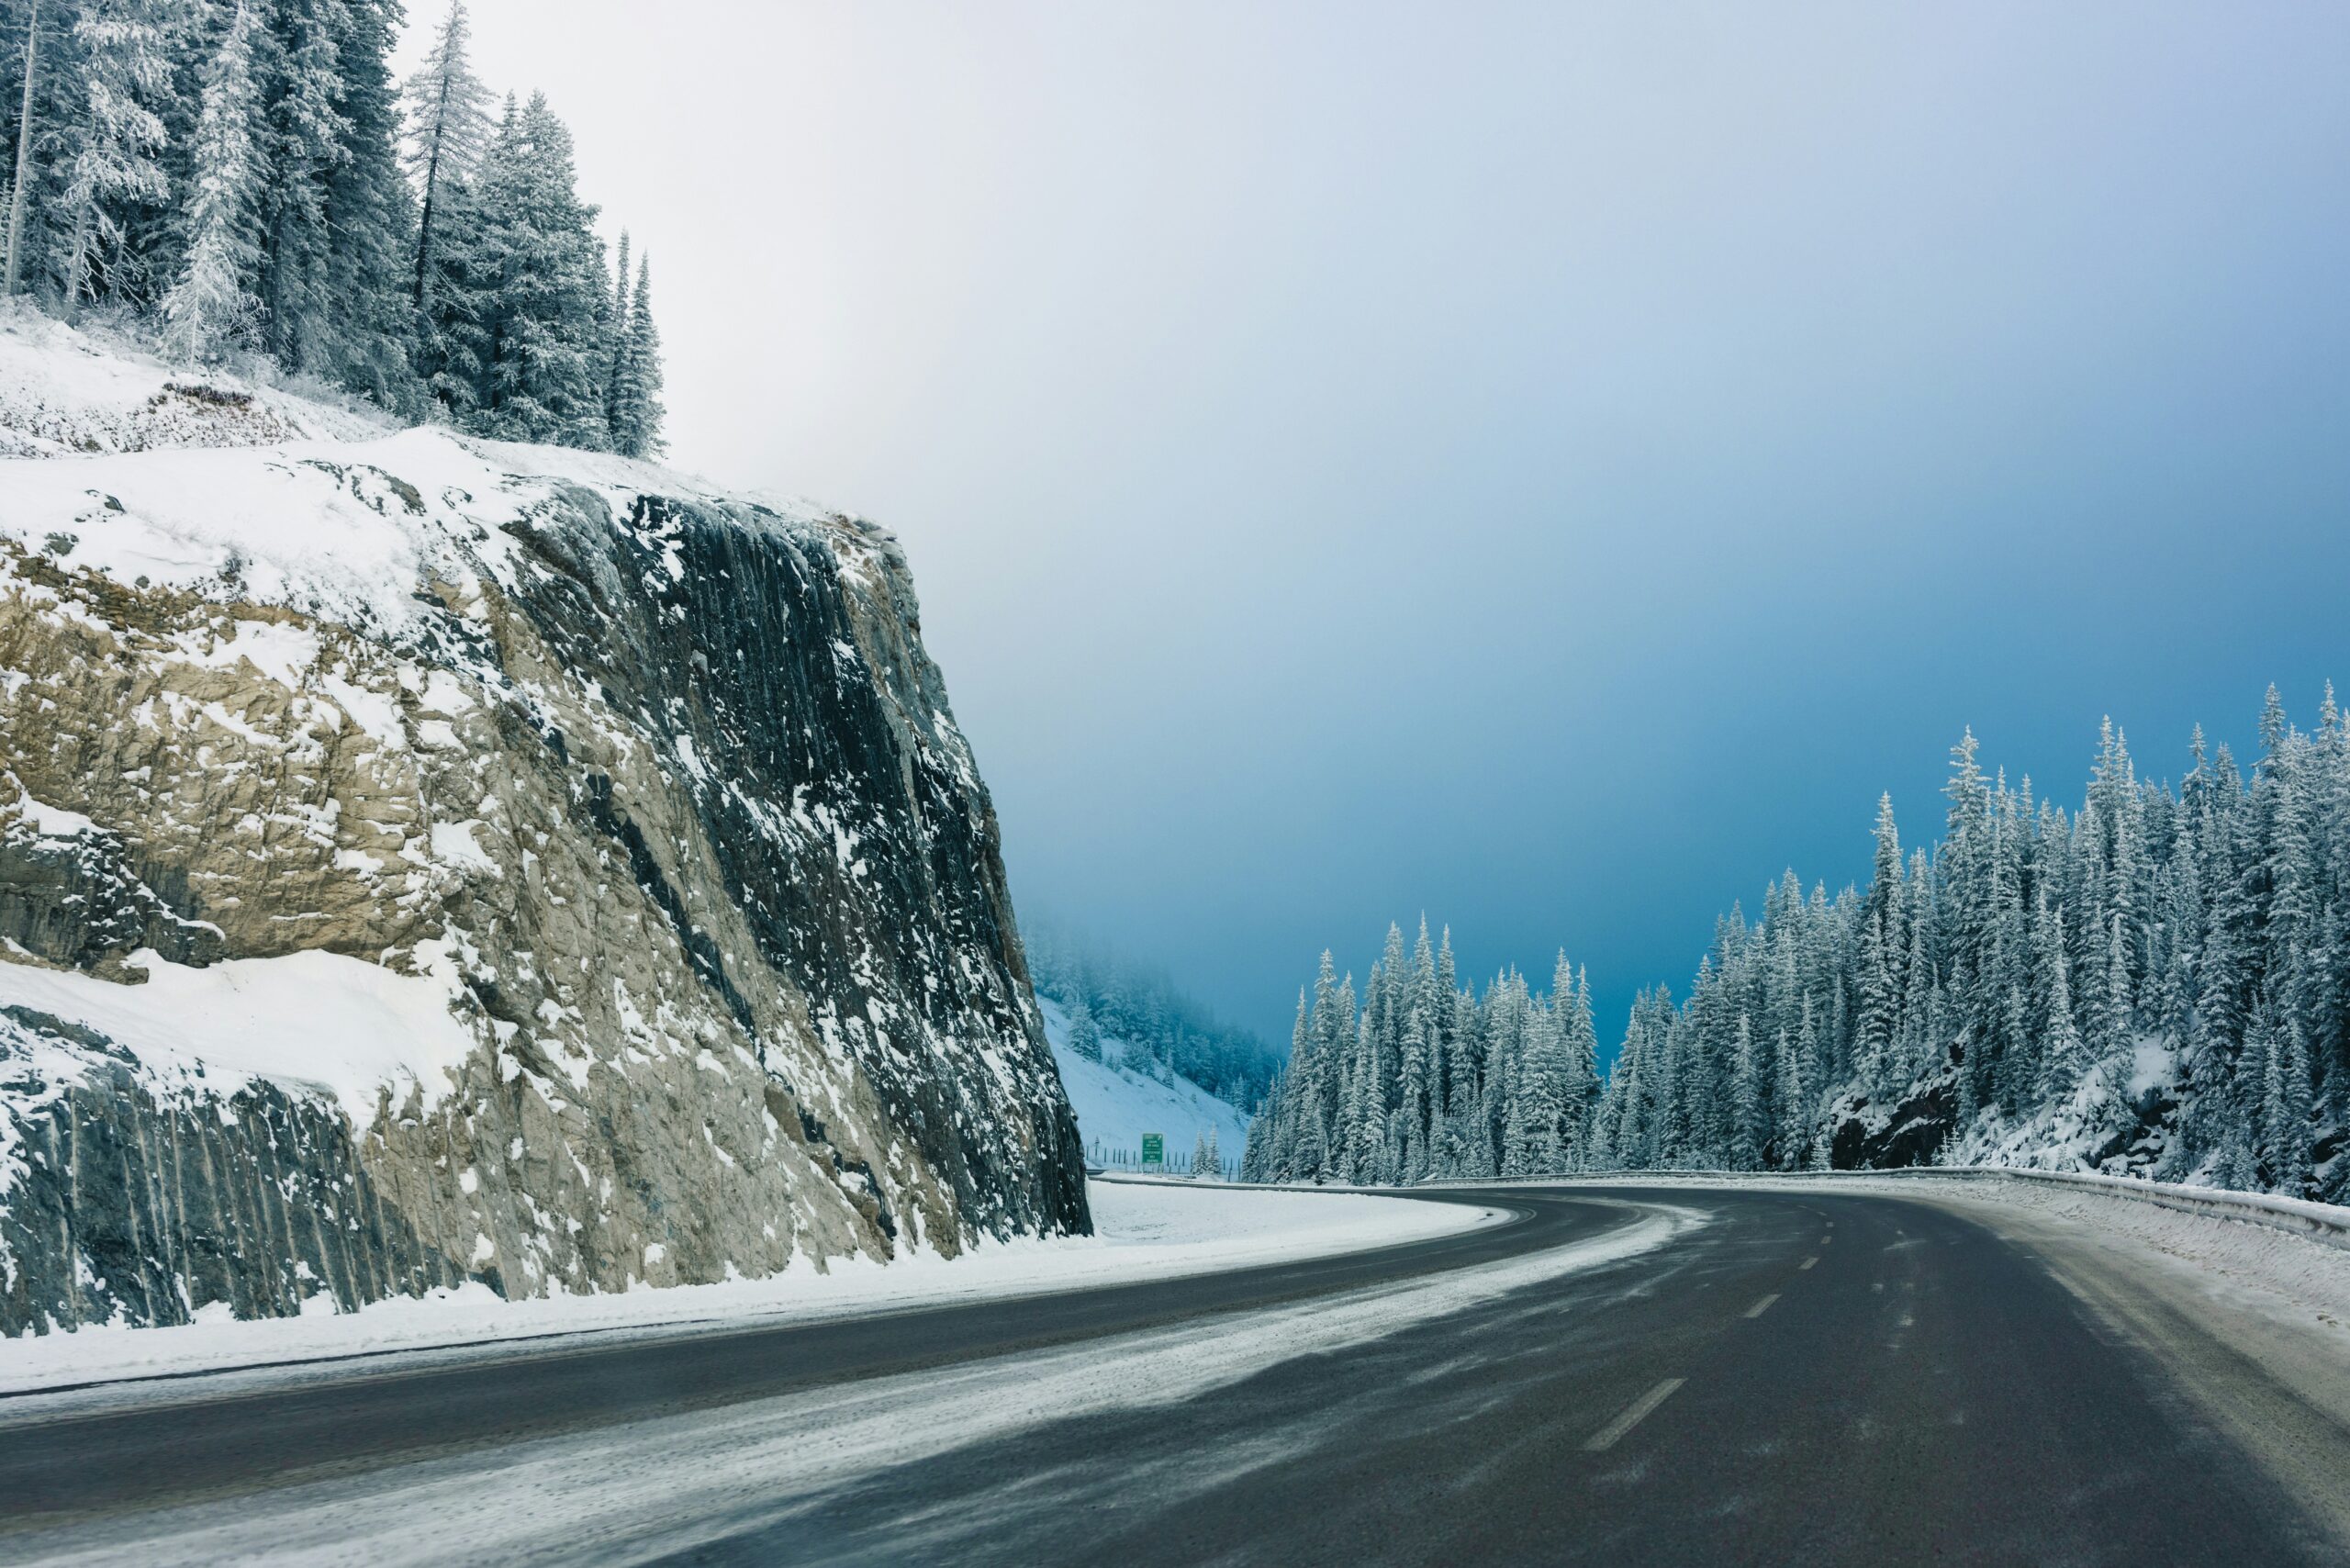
[0,1181,1497,1401]
[1831,1170,2350,1545]
[2,1200,1700,1567]
[1528,1170,2350,1336]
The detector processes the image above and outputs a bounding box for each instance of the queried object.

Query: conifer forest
[1249,693,2350,1202]
[0,0,664,455]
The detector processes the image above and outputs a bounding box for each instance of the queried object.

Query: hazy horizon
[406,2,2350,1051]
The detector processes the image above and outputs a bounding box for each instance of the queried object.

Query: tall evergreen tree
[0,0,672,444]
[3,0,44,296]
[160,0,262,363]
[53,0,172,307]
[399,0,487,306]
[1064,994,1102,1063]
[464,90,610,445]
[609,249,663,456]
[1729,1014,1763,1168]
[250,0,348,371]
[313,0,413,405]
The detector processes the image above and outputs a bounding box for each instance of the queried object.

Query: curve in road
[4,1183,2344,1566]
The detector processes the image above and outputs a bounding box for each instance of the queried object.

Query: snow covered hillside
[0,309,392,459]
[0,314,1085,1336]
[1040,998,1250,1175]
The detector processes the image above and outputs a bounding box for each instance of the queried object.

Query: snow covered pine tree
[2,0,666,453]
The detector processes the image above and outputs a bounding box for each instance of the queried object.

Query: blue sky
[427,2,2350,1052]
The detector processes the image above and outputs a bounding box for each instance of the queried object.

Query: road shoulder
[1886,1178,2350,1554]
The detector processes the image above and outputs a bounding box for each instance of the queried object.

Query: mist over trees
[1248,689,2349,1202]
[1023,920,1283,1114]
[2,0,664,455]
[1242,920,1604,1184]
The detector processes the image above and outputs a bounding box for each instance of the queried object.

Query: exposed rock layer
[0,398,1086,1335]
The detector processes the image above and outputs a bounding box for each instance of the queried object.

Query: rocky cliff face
[0,319,1087,1335]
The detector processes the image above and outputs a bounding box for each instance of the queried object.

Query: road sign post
[1141,1133,1164,1172]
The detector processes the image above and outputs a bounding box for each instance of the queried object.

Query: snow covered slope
[0,312,1086,1335]
[0,308,388,458]
[1039,998,1250,1171]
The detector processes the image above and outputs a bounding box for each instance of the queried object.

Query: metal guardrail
[1864,1165,2350,1250]
[1091,1172,1240,1191]
[1505,1165,2350,1252]
[1100,1163,2350,1250]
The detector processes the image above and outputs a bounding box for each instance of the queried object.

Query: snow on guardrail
[1511,1166,2350,1253]
[1151,1167,2350,1253]
[1863,1166,2350,1250]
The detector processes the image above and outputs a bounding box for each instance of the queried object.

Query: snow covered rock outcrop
[0,317,1087,1334]
[1826,1036,2185,1177]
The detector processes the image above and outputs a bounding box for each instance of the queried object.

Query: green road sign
[1141,1133,1164,1168]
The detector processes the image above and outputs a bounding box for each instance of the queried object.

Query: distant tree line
[1,0,663,455]
[1242,920,1604,1184]
[1248,689,2349,1202]
[1023,920,1284,1114]
[1599,691,2347,1199]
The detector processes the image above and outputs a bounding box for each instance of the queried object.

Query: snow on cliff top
[0,308,858,633]
[0,306,390,455]
[0,310,902,1139]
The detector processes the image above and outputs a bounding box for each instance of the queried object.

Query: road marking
[1746,1293,1781,1318]
[1584,1378,1686,1450]
[1799,1256,1818,1271]
[1821,1236,1833,1246]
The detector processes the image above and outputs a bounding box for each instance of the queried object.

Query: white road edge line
[1584,1377,1685,1451]
[1746,1293,1781,1318]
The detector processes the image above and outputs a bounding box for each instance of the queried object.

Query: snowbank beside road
[0,1181,1497,1403]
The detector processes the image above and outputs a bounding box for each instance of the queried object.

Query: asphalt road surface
[4,1183,2344,1565]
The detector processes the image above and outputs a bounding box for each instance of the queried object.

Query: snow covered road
[5,1181,2349,1566]
[0,1179,1494,1404]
